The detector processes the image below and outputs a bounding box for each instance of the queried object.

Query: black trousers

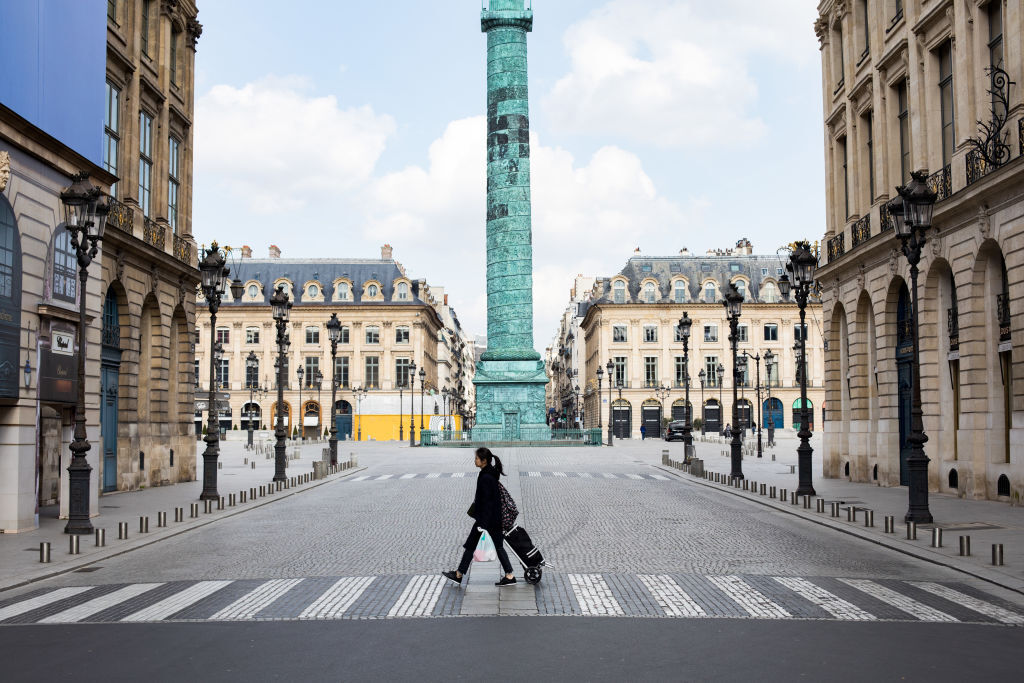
[457,525,513,575]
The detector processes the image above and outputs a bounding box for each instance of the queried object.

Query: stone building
[546,275,596,425]
[194,245,465,443]
[814,0,1024,500]
[576,243,825,439]
[0,0,199,532]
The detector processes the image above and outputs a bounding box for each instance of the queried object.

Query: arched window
[762,281,777,303]
[734,280,746,299]
[52,227,77,303]
[102,289,121,348]
[396,282,409,300]
[644,282,656,303]
[704,281,716,303]
[367,284,379,297]
[337,281,350,300]
[0,199,17,302]
[307,283,319,298]
[673,280,687,303]
[613,280,626,304]
[247,283,259,299]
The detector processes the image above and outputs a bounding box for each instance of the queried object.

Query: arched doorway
[896,283,913,486]
[736,399,752,431]
[671,398,691,423]
[641,399,662,438]
[334,399,353,440]
[703,399,721,434]
[303,401,320,439]
[101,287,122,492]
[612,399,631,438]
[241,402,261,431]
[763,397,783,430]
[791,398,814,431]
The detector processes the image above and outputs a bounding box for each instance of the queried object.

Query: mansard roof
[222,258,423,306]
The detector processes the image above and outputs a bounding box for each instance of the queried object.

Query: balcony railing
[173,233,193,265]
[887,7,903,32]
[926,165,952,202]
[965,149,999,186]
[947,307,959,350]
[880,201,895,232]
[143,217,166,250]
[997,293,1011,341]
[827,233,845,263]
[851,215,871,247]
[107,197,133,234]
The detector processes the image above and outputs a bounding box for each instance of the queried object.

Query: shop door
[612,406,631,438]
[642,406,662,438]
[101,364,119,492]
[703,403,720,434]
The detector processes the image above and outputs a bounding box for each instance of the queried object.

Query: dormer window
[247,284,258,298]
[307,284,319,298]
[396,282,409,300]
[368,284,379,297]
[644,282,656,303]
[704,282,716,303]
[734,280,746,299]
[613,280,626,304]
[673,280,686,303]
[762,281,778,303]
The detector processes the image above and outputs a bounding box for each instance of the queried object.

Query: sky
[191,0,825,350]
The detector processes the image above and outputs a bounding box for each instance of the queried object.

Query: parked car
[664,420,687,441]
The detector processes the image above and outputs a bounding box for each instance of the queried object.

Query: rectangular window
[644,357,658,387]
[215,327,229,344]
[763,323,779,341]
[107,0,117,21]
[304,357,320,387]
[396,358,412,387]
[395,326,410,344]
[704,325,718,343]
[674,356,687,387]
[340,326,350,344]
[305,326,320,344]
[737,325,748,343]
[739,362,751,388]
[365,325,380,344]
[767,359,780,387]
[674,323,686,342]
[643,325,658,343]
[705,356,720,387]
[53,228,77,302]
[860,0,869,57]
[365,356,380,388]
[216,359,229,389]
[865,112,874,200]
[612,325,627,343]
[246,327,260,344]
[897,81,911,185]
[140,0,150,56]
[245,360,259,389]
[194,359,199,386]
[794,323,809,342]
[938,41,955,167]
[170,30,179,86]
[840,136,849,218]
[103,82,120,197]
[138,112,153,217]
[988,1,1003,69]
[612,356,627,387]
[168,137,180,232]
[335,357,350,388]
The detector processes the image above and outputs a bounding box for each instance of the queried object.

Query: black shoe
[495,576,517,586]
[442,570,462,585]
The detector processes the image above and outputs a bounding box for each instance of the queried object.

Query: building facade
[576,243,825,440]
[546,275,595,426]
[195,246,463,443]
[815,0,1024,501]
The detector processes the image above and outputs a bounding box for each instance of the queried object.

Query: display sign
[52,331,74,356]
[39,347,77,404]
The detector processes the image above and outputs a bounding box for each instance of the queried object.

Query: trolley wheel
[524,566,542,585]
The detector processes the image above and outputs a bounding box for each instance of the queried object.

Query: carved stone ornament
[814,16,829,46]
[178,275,187,304]
[116,250,125,281]
[889,249,899,276]
[186,17,203,48]
[0,151,10,192]
[931,233,941,257]
[978,203,992,239]
[149,264,160,293]
[832,277,840,302]
[856,264,866,291]
[262,321,272,329]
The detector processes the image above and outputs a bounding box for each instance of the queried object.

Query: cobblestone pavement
[2,442,1022,626]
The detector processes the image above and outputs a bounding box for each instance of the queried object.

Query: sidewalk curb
[0,466,367,595]
[654,464,1024,598]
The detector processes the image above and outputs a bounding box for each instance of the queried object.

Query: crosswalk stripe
[568,574,624,616]
[638,575,706,617]
[299,577,375,619]
[650,475,670,481]
[0,586,93,622]
[528,472,541,477]
[626,474,644,480]
[351,476,370,481]
[122,580,233,622]
[708,575,791,618]
[39,583,165,624]
[773,577,876,621]
[375,474,393,480]
[451,472,466,478]
[388,575,445,617]
[909,582,1024,624]
[399,474,417,479]
[838,579,958,622]
[426,473,441,479]
[553,472,567,477]
[210,579,304,621]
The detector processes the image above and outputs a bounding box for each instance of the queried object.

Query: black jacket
[470,465,502,533]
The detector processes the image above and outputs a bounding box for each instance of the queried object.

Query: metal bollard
[816,499,825,513]
[992,544,1004,566]
[742,480,748,491]
[260,485,266,497]
[931,527,943,548]
[217,497,225,510]
[69,535,80,554]
[864,510,874,527]
[884,515,895,533]
[95,528,106,547]
[780,489,788,503]
[792,494,800,506]
[204,500,212,514]
[229,494,236,507]
[251,462,256,470]
[846,507,855,522]
[251,487,257,500]
[218,462,222,469]
[760,483,767,496]
[240,491,247,504]
[139,516,149,533]
[118,521,129,539]
[157,512,167,528]
[175,507,184,523]
[770,486,777,499]
[190,503,199,518]
[906,522,917,540]
[959,536,971,556]
[831,502,840,518]
[244,458,248,465]
[39,542,51,563]
[276,481,282,491]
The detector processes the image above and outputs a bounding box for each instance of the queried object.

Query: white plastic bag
[473,529,497,562]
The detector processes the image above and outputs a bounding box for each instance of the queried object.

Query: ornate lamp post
[723,282,744,480]
[314,370,323,438]
[271,285,292,482]
[398,374,405,442]
[245,351,258,448]
[573,384,581,427]
[888,171,938,523]
[296,365,305,441]
[698,369,706,436]
[764,349,775,449]
[678,312,694,451]
[326,313,341,465]
[596,365,604,437]
[743,350,762,458]
[409,361,417,447]
[780,240,820,497]
[354,385,368,441]
[198,242,240,501]
[605,359,615,446]
[60,173,108,534]
[717,362,724,434]
[419,366,426,434]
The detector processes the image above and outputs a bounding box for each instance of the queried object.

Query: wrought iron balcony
[947,307,959,350]
[880,202,895,232]
[997,293,1011,341]
[173,233,193,264]
[827,233,845,263]
[966,149,998,186]
[926,165,952,202]
[887,7,903,32]
[851,215,871,248]
[107,197,134,234]
[143,217,166,250]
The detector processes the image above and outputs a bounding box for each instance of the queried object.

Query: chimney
[633,246,641,254]
[268,245,281,259]
[444,294,448,306]
[381,243,393,260]
[679,247,690,256]
[241,245,252,259]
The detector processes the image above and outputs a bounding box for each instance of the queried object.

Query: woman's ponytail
[491,455,504,478]
[475,447,505,477]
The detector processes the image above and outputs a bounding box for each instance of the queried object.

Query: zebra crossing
[1,572,1020,625]
[346,472,673,481]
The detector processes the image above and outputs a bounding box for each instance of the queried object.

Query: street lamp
[60,173,108,534]
[596,365,604,437]
[698,369,706,436]
[573,384,581,428]
[419,367,426,435]
[271,285,292,482]
[198,241,237,501]
[314,369,323,438]
[889,170,938,523]
[605,359,615,446]
[353,385,368,441]
[743,350,762,459]
[764,349,776,450]
[723,282,744,480]
[296,365,305,441]
[781,239,820,498]
[717,362,724,435]
[326,313,341,465]
[409,361,417,447]
[678,312,694,453]
[245,351,258,448]
[398,374,405,442]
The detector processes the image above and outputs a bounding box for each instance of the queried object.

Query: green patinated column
[473,0,549,440]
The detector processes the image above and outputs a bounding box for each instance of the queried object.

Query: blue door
[334,400,352,440]
[762,398,783,430]
[101,364,119,492]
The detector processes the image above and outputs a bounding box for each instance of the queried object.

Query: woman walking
[442,447,517,586]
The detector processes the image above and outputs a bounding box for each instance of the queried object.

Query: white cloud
[543,0,818,147]
[195,76,395,213]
